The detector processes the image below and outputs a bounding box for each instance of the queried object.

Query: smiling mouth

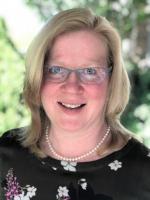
[58,102,86,109]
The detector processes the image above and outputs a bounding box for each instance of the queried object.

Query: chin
[59,120,86,132]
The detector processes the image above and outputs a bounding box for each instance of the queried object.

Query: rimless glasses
[44,65,112,84]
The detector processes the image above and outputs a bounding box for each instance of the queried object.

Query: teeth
[61,102,82,109]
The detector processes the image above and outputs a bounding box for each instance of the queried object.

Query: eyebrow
[49,56,107,66]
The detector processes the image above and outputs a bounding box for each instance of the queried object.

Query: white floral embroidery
[56,186,70,199]
[108,160,122,171]
[26,186,37,197]
[78,178,87,190]
[61,161,77,172]
[147,152,150,157]
[52,166,57,170]
[4,168,37,200]
[14,186,37,200]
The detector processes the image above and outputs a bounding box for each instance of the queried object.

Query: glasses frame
[43,65,112,84]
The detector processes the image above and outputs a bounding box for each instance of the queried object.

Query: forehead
[49,30,108,65]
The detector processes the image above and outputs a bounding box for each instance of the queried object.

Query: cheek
[40,83,57,105]
[88,82,108,101]
[40,84,59,118]
[41,82,58,96]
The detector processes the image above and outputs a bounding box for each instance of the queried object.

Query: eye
[48,66,62,74]
[84,67,97,75]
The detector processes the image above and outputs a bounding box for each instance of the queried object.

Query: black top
[0,128,150,200]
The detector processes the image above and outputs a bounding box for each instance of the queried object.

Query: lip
[58,100,86,105]
[61,102,84,108]
[57,101,86,113]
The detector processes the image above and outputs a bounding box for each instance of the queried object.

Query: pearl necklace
[45,126,110,162]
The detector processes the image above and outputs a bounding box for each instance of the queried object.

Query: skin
[41,30,111,159]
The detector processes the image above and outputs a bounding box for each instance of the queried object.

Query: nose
[61,71,84,94]
[67,70,80,83]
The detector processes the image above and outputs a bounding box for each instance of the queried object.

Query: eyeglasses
[43,65,112,84]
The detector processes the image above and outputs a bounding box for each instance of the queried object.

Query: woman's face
[41,30,109,132]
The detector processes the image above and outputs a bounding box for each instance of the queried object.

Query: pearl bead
[45,126,110,162]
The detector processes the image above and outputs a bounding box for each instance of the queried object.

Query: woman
[0,8,150,200]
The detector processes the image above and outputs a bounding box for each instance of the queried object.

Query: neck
[43,122,111,161]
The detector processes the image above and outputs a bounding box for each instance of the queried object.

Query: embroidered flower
[14,192,26,200]
[26,185,37,197]
[61,161,77,172]
[56,186,70,200]
[52,166,57,171]
[4,168,21,200]
[108,160,122,171]
[14,185,36,200]
[147,151,150,157]
[4,169,37,200]
[41,161,46,165]
[78,178,87,190]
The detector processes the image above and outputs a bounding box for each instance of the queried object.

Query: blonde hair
[23,8,131,156]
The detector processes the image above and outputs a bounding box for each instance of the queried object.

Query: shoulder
[128,137,150,159]
[119,137,150,169]
[130,138,150,196]
[0,127,26,148]
[0,127,30,164]
[131,137,150,156]
[127,137,150,175]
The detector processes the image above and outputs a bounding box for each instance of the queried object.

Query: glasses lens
[44,66,68,82]
[79,67,107,84]
[44,66,112,84]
